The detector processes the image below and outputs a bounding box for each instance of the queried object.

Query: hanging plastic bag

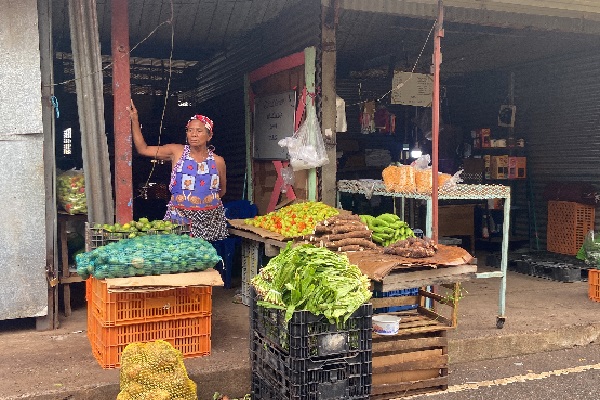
[440,169,464,191]
[280,165,295,194]
[279,112,329,171]
[412,154,431,170]
[57,168,87,214]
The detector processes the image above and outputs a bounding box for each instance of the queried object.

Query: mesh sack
[118,340,197,400]
[76,234,222,279]
[382,165,416,193]
[57,168,87,214]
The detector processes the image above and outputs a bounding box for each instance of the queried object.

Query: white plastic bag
[57,168,87,214]
[279,112,329,171]
[280,165,295,194]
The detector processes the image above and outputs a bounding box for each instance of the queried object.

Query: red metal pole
[112,0,133,223]
[431,0,444,243]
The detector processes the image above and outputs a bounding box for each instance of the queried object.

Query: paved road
[403,344,600,400]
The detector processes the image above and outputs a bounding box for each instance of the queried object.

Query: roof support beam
[111,0,133,223]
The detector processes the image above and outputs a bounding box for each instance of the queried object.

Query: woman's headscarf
[188,114,214,132]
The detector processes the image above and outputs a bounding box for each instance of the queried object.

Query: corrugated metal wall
[0,1,49,320]
[195,0,321,104]
[448,53,600,248]
[193,0,322,202]
[514,51,600,247]
[445,71,530,244]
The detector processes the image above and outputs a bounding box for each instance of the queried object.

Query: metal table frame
[337,180,510,329]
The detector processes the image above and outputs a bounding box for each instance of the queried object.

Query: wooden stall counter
[228,217,477,398]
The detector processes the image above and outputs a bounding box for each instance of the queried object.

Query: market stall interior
[42,0,600,398]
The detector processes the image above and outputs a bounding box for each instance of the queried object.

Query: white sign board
[391,71,433,107]
[253,91,296,160]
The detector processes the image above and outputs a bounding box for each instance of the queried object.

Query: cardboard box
[463,158,484,174]
[478,128,491,148]
[490,155,509,179]
[508,156,526,179]
[483,155,491,180]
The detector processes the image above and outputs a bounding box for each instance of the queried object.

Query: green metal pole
[305,46,317,202]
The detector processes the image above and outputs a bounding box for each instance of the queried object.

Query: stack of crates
[86,277,212,369]
[250,289,373,400]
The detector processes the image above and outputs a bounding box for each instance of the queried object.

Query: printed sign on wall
[391,71,433,107]
[253,91,297,160]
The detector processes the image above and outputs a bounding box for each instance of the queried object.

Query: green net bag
[76,234,222,279]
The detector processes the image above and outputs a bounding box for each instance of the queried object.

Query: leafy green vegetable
[251,243,371,324]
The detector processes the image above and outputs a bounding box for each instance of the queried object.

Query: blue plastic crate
[372,288,419,314]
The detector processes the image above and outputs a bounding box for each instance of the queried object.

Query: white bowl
[372,315,401,335]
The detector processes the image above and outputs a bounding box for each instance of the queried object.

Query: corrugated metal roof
[52,0,305,60]
[50,0,600,78]
[338,0,600,22]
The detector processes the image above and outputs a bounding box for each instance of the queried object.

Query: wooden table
[228,222,477,301]
[57,211,87,316]
[337,181,510,329]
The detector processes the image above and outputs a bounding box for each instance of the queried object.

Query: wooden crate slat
[377,264,476,291]
[373,368,441,386]
[371,376,449,398]
[417,306,453,327]
[373,335,448,354]
[371,295,419,309]
[373,349,441,368]
[393,325,453,336]
[374,354,448,374]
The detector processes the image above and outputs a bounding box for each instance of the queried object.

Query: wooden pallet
[371,285,458,399]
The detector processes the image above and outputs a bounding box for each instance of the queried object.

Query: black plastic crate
[251,333,371,400]
[250,289,372,359]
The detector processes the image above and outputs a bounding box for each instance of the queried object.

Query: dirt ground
[2,264,600,399]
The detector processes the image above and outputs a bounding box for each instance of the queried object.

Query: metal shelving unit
[337,179,510,329]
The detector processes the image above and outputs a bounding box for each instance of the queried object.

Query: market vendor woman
[128,100,228,241]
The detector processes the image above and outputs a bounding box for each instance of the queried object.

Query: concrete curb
[9,324,600,399]
[449,322,600,364]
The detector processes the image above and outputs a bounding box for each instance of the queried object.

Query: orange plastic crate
[589,269,600,303]
[89,277,212,327]
[87,310,211,369]
[547,201,595,256]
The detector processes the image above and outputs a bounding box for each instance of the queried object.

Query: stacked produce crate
[87,278,212,369]
[250,289,373,400]
[370,284,459,399]
[84,222,213,369]
[547,200,595,256]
